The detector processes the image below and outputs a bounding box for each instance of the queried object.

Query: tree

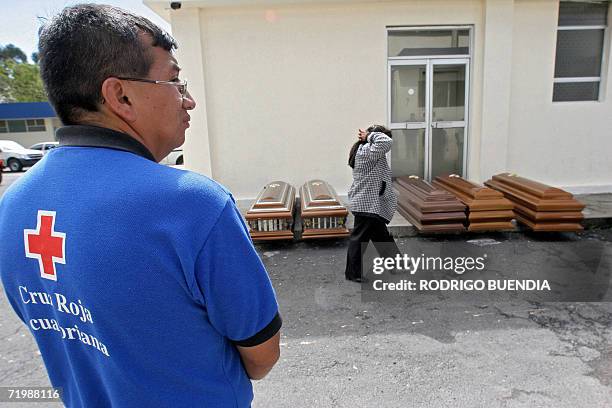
[0,72,10,103]
[0,44,28,63]
[31,52,39,64]
[0,44,47,102]
[0,59,47,102]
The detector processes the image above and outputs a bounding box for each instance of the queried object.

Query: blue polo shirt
[0,125,281,407]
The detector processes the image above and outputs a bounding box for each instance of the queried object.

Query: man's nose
[183,90,196,110]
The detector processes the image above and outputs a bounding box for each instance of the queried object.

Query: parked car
[30,141,59,155]
[0,159,3,184]
[161,148,183,166]
[0,140,44,172]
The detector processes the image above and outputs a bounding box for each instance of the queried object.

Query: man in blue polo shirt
[0,4,281,407]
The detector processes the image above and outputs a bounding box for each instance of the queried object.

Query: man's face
[129,44,196,161]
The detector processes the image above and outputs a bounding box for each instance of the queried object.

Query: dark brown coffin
[245,181,296,241]
[484,173,584,231]
[300,180,349,239]
[433,175,514,232]
[468,210,515,222]
[394,176,467,233]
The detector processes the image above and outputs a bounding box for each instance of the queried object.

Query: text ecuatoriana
[18,286,109,357]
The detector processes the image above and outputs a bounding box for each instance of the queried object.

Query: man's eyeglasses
[116,77,188,98]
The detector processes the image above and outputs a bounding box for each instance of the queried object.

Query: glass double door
[389,59,469,181]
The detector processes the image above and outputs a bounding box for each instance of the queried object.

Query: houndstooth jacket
[347,132,397,223]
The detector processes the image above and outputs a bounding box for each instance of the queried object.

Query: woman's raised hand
[358,129,368,142]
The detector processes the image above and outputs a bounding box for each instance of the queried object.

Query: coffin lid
[300,179,347,213]
[394,180,466,213]
[247,181,295,214]
[395,175,464,203]
[435,174,504,199]
[491,173,574,199]
[485,178,585,211]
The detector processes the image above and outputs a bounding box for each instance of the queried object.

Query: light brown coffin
[433,175,514,232]
[245,181,296,241]
[484,173,584,231]
[394,176,467,233]
[300,180,349,239]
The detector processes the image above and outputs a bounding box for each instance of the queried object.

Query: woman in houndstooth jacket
[345,125,400,282]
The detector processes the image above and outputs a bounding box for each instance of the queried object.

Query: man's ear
[100,77,136,122]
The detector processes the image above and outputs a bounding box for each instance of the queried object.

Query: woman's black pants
[345,214,400,280]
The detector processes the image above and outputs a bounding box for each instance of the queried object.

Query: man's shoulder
[154,165,233,207]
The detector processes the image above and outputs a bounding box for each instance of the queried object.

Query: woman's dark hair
[38,4,177,124]
[348,124,393,168]
[366,124,392,138]
[348,140,364,169]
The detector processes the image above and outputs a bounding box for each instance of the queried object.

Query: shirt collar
[56,125,157,162]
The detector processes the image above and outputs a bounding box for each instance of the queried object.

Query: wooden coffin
[300,180,349,239]
[484,173,584,231]
[245,181,296,241]
[394,176,467,233]
[433,174,514,232]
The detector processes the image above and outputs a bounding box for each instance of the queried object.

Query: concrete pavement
[0,171,21,197]
[249,235,612,407]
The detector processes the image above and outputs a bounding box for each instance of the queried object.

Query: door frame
[386,26,472,181]
[430,58,470,181]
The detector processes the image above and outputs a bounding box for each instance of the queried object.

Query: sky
[0,0,171,63]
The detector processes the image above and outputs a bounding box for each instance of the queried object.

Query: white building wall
[171,9,213,176]
[149,0,612,199]
[478,0,514,181]
[508,0,612,193]
[197,0,484,199]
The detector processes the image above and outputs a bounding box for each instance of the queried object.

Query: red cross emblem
[24,210,66,281]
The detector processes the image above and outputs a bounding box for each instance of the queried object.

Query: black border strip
[232,312,282,347]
